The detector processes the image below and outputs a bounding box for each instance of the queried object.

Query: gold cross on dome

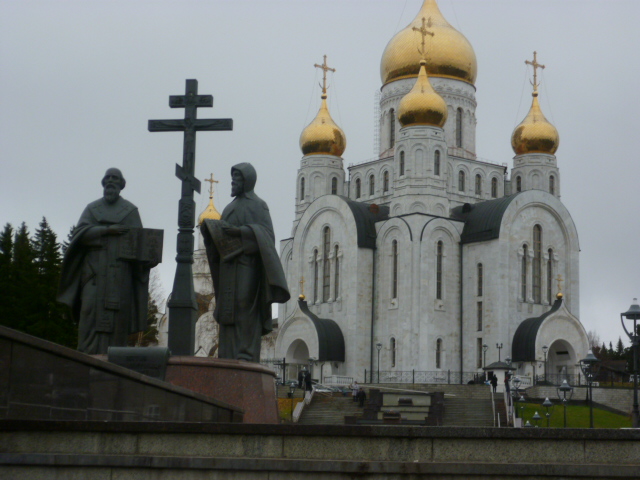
[299,276,305,296]
[525,51,545,92]
[556,274,563,294]
[413,17,434,59]
[314,55,336,96]
[204,173,218,198]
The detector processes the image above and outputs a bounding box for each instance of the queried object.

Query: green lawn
[516,401,632,428]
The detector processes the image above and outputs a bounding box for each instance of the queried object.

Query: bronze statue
[201,163,289,362]
[58,168,162,354]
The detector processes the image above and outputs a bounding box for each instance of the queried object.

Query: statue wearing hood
[201,163,290,362]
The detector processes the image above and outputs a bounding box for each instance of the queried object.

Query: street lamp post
[542,345,549,384]
[376,342,382,384]
[579,350,601,428]
[532,411,542,427]
[557,379,573,428]
[512,376,522,424]
[542,397,554,427]
[496,343,503,362]
[289,383,296,422]
[621,298,640,428]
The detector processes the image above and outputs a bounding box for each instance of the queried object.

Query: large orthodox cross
[148,79,233,355]
[314,55,335,95]
[413,17,434,59]
[525,51,545,92]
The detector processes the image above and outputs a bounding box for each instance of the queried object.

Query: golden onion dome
[511,91,559,155]
[380,0,477,86]
[398,60,448,127]
[299,94,347,157]
[198,197,221,225]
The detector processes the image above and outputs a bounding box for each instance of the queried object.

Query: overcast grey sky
[1,0,638,347]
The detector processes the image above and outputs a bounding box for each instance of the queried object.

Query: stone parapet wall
[1,421,639,479]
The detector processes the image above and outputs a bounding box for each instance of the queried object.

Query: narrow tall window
[369,175,375,196]
[516,176,522,192]
[334,245,340,299]
[475,174,482,195]
[436,241,443,300]
[331,177,337,195]
[391,240,398,299]
[390,337,396,367]
[355,178,361,199]
[456,108,463,147]
[313,249,319,304]
[477,263,483,297]
[322,227,331,302]
[491,177,498,198]
[549,175,555,195]
[399,151,405,176]
[477,301,483,331]
[547,248,553,303]
[477,338,483,368]
[533,225,542,303]
[300,177,305,201]
[389,108,396,148]
[383,170,389,192]
[436,339,442,369]
[458,171,465,192]
[521,245,528,301]
[434,150,440,175]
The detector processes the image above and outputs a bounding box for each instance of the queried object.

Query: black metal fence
[364,370,485,385]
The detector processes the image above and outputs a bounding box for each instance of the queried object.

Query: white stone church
[160,0,589,386]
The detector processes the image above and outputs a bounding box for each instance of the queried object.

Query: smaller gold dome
[299,294,306,301]
[556,292,564,300]
[398,61,448,127]
[198,197,221,225]
[299,94,346,157]
[511,92,559,155]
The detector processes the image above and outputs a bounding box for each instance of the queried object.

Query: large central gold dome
[380,0,477,86]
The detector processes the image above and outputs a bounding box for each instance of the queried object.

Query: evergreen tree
[615,337,625,360]
[9,223,37,333]
[0,224,14,324]
[61,224,75,255]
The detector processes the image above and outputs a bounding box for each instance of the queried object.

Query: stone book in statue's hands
[206,220,244,262]
[118,228,164,267]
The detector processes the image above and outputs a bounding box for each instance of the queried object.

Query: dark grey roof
[450,194,520,244]
[299,299,345,362]
[511,297,563,362]
[341,197,390,249]
[483,361,516,371]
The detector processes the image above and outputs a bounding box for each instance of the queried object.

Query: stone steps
[298,394,364,425]
[443,397,495,427]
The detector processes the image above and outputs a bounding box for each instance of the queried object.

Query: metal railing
[364,370,485,385]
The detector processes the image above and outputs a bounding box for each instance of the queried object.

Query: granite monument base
[164,357,279,424]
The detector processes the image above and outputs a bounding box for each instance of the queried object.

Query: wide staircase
[295,384,499,426]
[298,393,363,425]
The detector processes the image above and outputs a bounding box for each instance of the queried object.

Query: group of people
[350,381,367,407]
[297,368,313,392]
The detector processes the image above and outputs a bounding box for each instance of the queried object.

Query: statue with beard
[201,163,290,362]
[58,168,160,354]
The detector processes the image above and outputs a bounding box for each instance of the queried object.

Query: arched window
[391,240,398,299]
[456,108,463,147]
[334,245,340,299]
[322,227,331,302]
[383,171,389,192]
[331,177,337,195]
[458,171,465,192]
[521,245,528,301]
[549,175,555,195]
[355,178,361,199]
[436,339,442,369]
[399,151,405,176]
[475,174,482,195]
[369,175,375,196]
[547,248,553,303]
[389,108,396,148]
[434,150,440,175]
[436,241,443,300]
[516,176,522,192]
[313,249,319,304]
[300,177,305,201]
[477,263,483,297]
[491,177,498,198]
[533,225,542,303]
[390,337,396,367]
[477,301,483,331]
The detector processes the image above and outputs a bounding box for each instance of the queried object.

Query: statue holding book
[58,168,163,354]
[201,162,289,362]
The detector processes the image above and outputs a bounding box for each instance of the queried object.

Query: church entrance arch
[286,339,310,382]
[546,339,577,384]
